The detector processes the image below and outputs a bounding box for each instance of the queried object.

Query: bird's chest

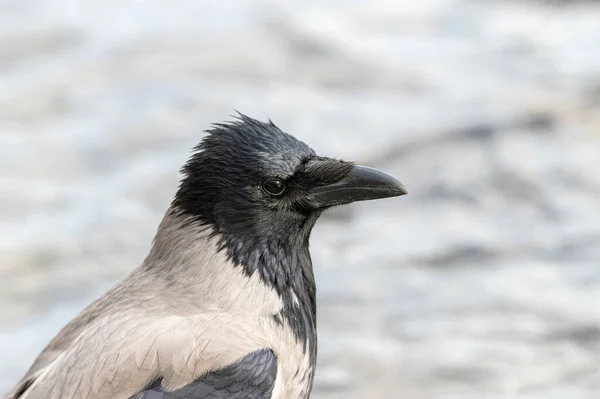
[268,306,316,399]
[269,334,315,398]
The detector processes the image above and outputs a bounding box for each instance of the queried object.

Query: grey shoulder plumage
[6,114,407,399]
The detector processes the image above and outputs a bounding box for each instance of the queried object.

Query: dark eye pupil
[263,179,285,195]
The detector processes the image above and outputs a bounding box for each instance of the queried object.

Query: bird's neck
[145,208,318,341]
[240,237,318,342]
[217,214,319,346]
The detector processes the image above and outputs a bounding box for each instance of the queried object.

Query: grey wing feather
[137,349,277,399]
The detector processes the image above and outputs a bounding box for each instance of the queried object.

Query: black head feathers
[172,113,352,234]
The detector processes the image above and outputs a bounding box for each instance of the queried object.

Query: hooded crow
[6,114,408,399]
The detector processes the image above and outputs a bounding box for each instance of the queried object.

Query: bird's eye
[262,178,286,196]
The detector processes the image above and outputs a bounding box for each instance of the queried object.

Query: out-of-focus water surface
[2,1,600,398]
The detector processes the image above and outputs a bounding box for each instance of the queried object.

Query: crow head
[172,113,407,287]
[174,113,406,241]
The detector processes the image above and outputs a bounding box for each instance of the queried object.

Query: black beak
[311,165,408,208]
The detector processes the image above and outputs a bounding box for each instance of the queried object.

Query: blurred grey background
[1,0,600,398]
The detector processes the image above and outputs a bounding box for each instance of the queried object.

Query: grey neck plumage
[141,208,318,364]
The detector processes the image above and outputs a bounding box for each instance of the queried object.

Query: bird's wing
[8,313,277,399]
[5,350,61,399]
[5,308,104,399]
[135,348,277,399]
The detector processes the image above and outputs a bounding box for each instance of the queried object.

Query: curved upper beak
[311,165,408,208]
